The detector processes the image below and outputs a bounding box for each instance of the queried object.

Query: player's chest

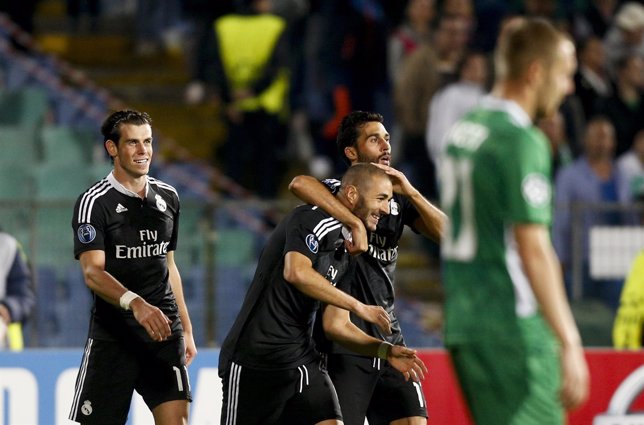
[101,197,174,245]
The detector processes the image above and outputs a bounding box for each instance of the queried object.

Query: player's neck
[492,80,536,122]
[112,167,148,198]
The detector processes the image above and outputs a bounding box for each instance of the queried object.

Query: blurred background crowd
[0,0,643,349]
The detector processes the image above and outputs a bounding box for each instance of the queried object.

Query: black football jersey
[71,172,182,342]
[219,205,352,371]
[321,178,419,352]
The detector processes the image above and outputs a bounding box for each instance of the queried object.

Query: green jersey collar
[479,95,532,128]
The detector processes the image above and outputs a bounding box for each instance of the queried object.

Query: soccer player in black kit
[69,110,196,424]
[219,163,427,425]
[289,111,446,425]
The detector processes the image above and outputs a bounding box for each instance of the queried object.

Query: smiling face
[107,123,153,180]
[352,175,392,231]
[346,121,392,166]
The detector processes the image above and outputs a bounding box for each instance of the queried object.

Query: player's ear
[346,185,359,206]
[526,60,544,86]
[344,146,358,162]
[105,139,117,158]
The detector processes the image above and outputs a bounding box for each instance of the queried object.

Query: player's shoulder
[148,176,179,199]
[291,205,342,241]
[74,176,112,206]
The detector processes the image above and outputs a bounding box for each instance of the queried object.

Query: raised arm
[284,251,391,335]
[79,250,171,342]
[167,251,197,365]
[515,223,589,410]
[289,175,368,254]
[322,303,427,381]
[371,163,445,242]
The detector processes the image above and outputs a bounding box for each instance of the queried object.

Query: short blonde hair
[494,18,563,81]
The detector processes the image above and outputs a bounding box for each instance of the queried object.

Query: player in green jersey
[440,18,589,425]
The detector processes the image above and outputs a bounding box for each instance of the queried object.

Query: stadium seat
[40,125,96,165]
[0,125,40,166]
[0,165,35,200]
[34,203,76,270]
[33,162,94,201]
[0,86,50,127]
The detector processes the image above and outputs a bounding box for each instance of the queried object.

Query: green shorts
[447,317,562,425]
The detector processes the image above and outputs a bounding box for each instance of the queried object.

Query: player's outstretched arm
[79,250,171,342]
[322,304,426,382]
[288,175,368,255]
[284,251,391,335]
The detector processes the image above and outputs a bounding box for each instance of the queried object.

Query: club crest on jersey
[389,199,399,216]
[155,194,167,212]
[77,224,96,244]
[306,234,319,253]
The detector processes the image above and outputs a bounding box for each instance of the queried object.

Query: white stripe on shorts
[69,338,94,421]
[226,362,242,425]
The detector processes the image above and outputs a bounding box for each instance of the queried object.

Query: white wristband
[377,342,393,360]
[119,291,139,310]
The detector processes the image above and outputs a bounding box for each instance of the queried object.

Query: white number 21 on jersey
[441,157,476,261]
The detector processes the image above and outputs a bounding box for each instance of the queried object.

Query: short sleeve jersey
[219,205,353,371]
[71,172,182,342]
[319,179,419,353]
[440,96,553,345]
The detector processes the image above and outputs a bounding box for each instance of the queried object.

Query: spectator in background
[538,111,574,178]
[388,0,435,84]
[393,40,442,199]
[0,228,35,350]
[432,14,472,84]
[617,129,644,202]
[66,0,100,33]
[574,36,612,122]
[426,50,489,187]
[182,0,234,104]
[202,0,290,198]
[572,0,618,42]
[604,2,644,74]
[595,53,644,157]
[135,0,183,57]
[553,116,626,309]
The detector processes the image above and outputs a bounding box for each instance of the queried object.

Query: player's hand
[388,345,428,382]
[131,297,172,342]
[370,163,415,196]
[184,331,198,366]
[345,220,368,255]
[559,344,589,410]
[613,299,643,349]
[355,304,391,336]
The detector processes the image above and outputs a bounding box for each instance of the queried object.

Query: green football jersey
[440,96,553,345]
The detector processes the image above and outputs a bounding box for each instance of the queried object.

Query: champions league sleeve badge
[77,224,96,244]
[306,234,319,253]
